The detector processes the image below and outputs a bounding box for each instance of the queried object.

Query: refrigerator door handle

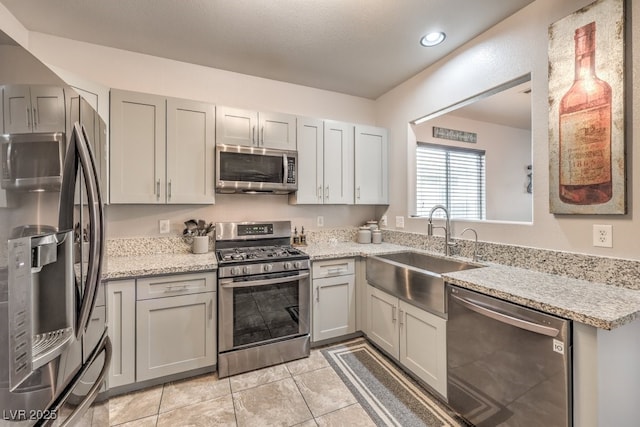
[59,122,105,339]
[43,334,112,427]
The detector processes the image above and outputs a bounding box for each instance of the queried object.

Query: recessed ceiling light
[420,32,446,47]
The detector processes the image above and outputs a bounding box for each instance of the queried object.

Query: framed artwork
[548,0,625,214]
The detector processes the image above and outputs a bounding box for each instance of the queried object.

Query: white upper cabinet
[323,120,354,204]
[293,117,324,204]
[354,125,388,204]
[110,90,166,204]
[110,89,215,204]
[3,85,65,133]
[216,106,296,150]
[166,98,216,204]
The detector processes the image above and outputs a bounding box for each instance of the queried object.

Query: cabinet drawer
[136,272,216,300]
[312,258,355,279]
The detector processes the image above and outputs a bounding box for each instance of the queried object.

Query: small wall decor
[432,126,477,143]
[548,0,625,214]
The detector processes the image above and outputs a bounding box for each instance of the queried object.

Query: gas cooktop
[216,245,308,264]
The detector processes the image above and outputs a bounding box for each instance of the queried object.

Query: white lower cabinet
[136,291,216,382]
[312,258,356,342]
[366,284,447,397]
[106,272,217,390]
[107,280,136,388]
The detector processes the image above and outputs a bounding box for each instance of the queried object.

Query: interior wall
[375,0,640,260]
[14,32,381,238]
[413,115,532,222]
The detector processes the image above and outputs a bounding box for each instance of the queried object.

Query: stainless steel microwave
[1,132,66,191]
[216,145,297,194]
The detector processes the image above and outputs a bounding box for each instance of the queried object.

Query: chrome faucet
[427,204,453,256]
[461,227,480,262]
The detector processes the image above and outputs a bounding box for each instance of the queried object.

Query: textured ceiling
[0,0,535,99]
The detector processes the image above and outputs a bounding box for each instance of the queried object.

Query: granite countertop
[301,242,640,331]
[103,239,640,330]
[105,252,218,280]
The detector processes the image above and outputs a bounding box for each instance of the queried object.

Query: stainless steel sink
[366,251,481,316]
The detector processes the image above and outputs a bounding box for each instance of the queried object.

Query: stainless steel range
[215,221,310,378]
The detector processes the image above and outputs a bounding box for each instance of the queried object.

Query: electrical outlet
[593,224,612,248]
[380,215,387,227]
[317,216,324,227]
[159,219,170,234]
[395,216,405,229]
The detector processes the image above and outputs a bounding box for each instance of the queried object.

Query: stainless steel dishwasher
[446,285,572,427]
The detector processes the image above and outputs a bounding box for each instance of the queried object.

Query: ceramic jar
[357,227,372,244]
[192,236,209,254]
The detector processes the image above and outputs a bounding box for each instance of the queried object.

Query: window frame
[415,141,486,220]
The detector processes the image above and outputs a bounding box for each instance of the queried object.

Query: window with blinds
[416,142,486,220]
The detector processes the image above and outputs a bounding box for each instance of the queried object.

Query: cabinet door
[215,106,258,147]
[136,292,216,382]
[292,117,323,204]
[312,274,355,342]
[259,112,296,150]
[30,86,66,133]
[166,98,215,204]
[110,90,166,203]
[323,120,354,204]
[4,85,32,133]
[355,125,388,204]
[399,301,447,397]
[107,280,136,388]
[367,285,399,359]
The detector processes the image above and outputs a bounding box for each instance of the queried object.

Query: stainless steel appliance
[1,132,66,191]
[1,76,110,426]
[215,221,310,378]
[215,145,297,194]
[446,285,572,426]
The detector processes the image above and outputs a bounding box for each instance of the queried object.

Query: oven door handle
[220,272,310,288]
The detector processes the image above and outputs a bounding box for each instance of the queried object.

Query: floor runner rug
[322,339,468,427]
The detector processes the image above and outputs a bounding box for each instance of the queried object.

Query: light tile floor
[107,348,376,427]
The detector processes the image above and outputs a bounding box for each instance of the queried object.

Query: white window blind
[416,142,486,220]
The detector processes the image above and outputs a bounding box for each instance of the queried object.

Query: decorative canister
[192,236,209,254]
[357,226,372,244]
[372,230,382,244]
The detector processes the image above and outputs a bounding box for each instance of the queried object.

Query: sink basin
[373,251,478,274]
[366,251,481,316]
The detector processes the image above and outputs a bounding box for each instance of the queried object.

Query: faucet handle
[460,227,480,262]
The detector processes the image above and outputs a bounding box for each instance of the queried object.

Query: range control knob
[263,264,273,272]
[283,262,292,270]
[230,267,239,276]
[293,261,302,269]
[243,266,250,275]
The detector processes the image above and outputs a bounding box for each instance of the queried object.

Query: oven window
[233,282,300,347]
[219,152,284,183]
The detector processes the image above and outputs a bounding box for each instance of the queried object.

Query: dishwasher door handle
[451,294,560,337]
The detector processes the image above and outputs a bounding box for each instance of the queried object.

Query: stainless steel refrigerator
[0,31,111,426]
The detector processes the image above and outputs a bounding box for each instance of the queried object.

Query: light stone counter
[102,233,640,330]
[104,252,217,280]
[301,241,640,330]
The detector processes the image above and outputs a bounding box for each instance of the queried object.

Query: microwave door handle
[5,142,12,180]
[283,153,288,184]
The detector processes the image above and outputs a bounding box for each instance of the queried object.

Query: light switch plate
[159,219,170,234]
[395,216,405,229]
[317,216,324,227]
[593,224,612,248]
[380,215,387,227]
